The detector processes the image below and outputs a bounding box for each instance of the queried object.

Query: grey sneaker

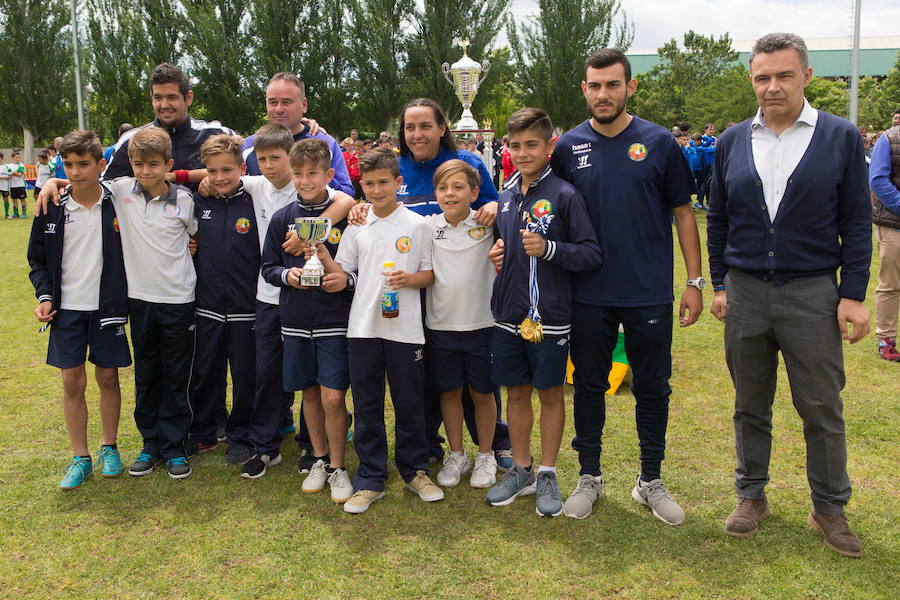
[225,443,252,465]
[535,471,563,517]
[485,464,536,506]
[563,474,604,519]
[631,476,685,526]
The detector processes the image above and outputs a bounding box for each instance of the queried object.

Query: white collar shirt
[60,194,104,310]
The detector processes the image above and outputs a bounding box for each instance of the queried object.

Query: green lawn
[1,204,897,599]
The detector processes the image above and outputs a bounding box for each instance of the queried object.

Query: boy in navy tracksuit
[27,130,131,490]
[260,138,354,501]
[188,135,260,460]
[484,108,602,517]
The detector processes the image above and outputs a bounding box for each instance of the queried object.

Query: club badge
[468,226,488,240]
[628,143,648,162]
[235,218,251,234]
[395,236,412,254]
[531,199,553,220]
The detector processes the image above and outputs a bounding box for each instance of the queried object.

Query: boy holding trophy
[260,138,354,503]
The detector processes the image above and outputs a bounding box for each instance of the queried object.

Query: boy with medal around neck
[485,107,602,517]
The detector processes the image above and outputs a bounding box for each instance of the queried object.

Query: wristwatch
[687,277,707,290]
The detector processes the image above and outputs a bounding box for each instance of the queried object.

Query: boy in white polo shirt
[425,159,498,489]
[323,147,443,513]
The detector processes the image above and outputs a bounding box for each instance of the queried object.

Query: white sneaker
[469,452,497,488]
[328,468,354,503]
[301,458,328,493]
[436,451,470,487]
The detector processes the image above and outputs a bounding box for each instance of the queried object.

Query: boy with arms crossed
[261,138,354,502]
[486,108,602,517]
[28,130,130,489]
[8,151,27,218]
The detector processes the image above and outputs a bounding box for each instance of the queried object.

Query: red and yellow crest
[235,218,251,234]
[112,218,119,232]
[627,143,647,162]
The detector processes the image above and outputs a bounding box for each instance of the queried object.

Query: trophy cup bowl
[442,42,491,131]
[294,217,332,287]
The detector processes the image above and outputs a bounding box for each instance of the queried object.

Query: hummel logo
[398,185,409,195]
[201,210,212,220]
[576,154,591,169]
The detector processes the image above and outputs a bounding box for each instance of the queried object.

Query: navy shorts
[282,334,349,392]
[491,327,569,390]
[425,327,494,394]
[47,309,132,370]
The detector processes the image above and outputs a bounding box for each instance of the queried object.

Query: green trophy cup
[294,217,332,287]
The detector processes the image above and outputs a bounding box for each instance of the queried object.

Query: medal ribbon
[525,214,554,327]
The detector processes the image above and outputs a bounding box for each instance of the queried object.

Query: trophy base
[300,273,322,287]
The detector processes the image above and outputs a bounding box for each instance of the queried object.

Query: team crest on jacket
[328,228,342,244]
[235,218,251,234]
[113,218,119,232]
[164,203,181,216]
[532,199,553,219]
[395,236,412,253]
[628,143,648,162]
[468,226,488,240]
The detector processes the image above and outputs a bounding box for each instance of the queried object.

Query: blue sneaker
[167,457,192,479]
[59,456,93,490]
[495,449,514,472]
[346,411,354,442]
[278,424,296,436]
[97,446,124,477]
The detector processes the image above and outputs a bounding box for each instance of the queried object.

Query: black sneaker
[296,449,315,474]
[186,440,218,458]
[167,457,192,479]
[216,405,229,442]
[242,453,281,479]
[128,452,161,476]
[225,443,253,465]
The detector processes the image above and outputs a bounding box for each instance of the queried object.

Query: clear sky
[508,0,900,52]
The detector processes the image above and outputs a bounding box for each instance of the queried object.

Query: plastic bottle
[381,261,399,318]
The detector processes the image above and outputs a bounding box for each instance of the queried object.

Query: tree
[346,0,415,134]
[805,77,848,120]
[683,65,756,132]
[405,0,511,122]
[507,0,633,130]
[0,0,76,154]
[858,51,900,130]
[631,31,738,128]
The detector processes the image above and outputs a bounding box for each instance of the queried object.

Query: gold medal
[519,317,543,343]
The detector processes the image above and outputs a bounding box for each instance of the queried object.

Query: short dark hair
[678,122,691,133]
[398,98,456,157]
[585,48,631,81]
[60,130,104,161]
[750,33,809,70]
[254,123,294,154]
[37,150,49,160]
[289,138,331,171]
[268,72,305,97]
[359,146,400,177]
[117,123,134,139]
[506,107,554,140]
[150,63,190,97]
[894,108,900,116]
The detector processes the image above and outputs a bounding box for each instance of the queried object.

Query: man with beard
[549,48,703,523]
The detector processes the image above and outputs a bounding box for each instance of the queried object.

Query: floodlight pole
[70,0,85,130]
[849,0,861,125]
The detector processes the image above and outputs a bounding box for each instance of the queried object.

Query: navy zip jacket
[260,197,352,334]
[707,111,871,301]
[193,185,260,319]
[398,148,497,215]
[492,166,602,329]
[27,185,129,327]
[104,115,235,191]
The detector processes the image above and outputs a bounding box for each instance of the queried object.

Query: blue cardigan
[707,110,871,301]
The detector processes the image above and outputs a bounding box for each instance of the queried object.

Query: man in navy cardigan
[707,33,871,558]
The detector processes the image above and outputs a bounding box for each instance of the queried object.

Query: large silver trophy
[294,217,332,287]
[442,38,490,130]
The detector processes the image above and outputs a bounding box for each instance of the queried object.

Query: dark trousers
[725,270,850,514]
[248,301,293,454]
[189,316,255,445]
[570,302,672,480]
[129,299,196,460]
[349,338,428,491]
[695,166,712,204]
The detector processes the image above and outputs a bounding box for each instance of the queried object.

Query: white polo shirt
[336,203,433,345]
[106,178,197,304]
[242,175,299,305]
[424,209,495,331]
[60,193,104,311]
[0,164,9,192]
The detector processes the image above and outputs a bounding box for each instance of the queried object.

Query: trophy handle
[478,60,491,85]
[441,62,453,86]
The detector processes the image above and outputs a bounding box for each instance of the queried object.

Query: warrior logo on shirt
[328,228,342,244]
[397,185,408,196]
[45,223,57,234]
[576,154,592,169]
[113,218,119,232]
[201,210,212,220]
[64,214,73,224]
[468,227,488,240]
[501,201,511,212]
[235,218,251,234]
[532,199,552,219]
[395,236,412,253]
[628,143,648,162]
[435,229,446,240]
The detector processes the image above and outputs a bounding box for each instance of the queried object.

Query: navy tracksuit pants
[248,301,293,454]
[189,315,255,445]
[349,338,428,492]
[129,299,196,460]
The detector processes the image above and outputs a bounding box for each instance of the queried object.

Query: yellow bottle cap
[383,261,395,268]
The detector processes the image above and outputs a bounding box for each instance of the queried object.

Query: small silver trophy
[294,217,332,287]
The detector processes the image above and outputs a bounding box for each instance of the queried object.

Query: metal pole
[849,0,861,125]
[70,0,85,129]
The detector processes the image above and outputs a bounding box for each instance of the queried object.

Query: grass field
[1,201,897,599]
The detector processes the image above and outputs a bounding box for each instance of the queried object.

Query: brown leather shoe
[724,496,770,538]
[807,511,862,558]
